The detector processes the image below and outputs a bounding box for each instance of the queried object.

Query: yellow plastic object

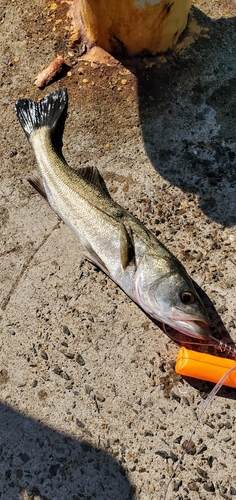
[175,347,236,388]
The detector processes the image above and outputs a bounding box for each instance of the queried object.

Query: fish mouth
[170,308,210,339]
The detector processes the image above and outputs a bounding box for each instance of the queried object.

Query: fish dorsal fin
[120,223,135,270]
[27,174,48,201]
[78,166,111,198]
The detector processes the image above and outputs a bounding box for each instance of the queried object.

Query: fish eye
[181,291,196,304]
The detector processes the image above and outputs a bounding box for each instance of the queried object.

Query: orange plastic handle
[175,347,236,388]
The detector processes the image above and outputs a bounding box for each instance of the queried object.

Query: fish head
[135,253,210,339]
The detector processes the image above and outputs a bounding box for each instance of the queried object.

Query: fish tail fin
[14,88,68,139]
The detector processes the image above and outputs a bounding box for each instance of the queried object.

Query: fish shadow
[0,402,135,500]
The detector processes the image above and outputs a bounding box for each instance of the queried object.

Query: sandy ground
[1,1,236,499]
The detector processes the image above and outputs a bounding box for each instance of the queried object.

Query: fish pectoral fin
[78,166,111,198]
[27,174,48,202]
[120,223,135,270]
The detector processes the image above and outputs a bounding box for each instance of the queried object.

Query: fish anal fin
[120,223,135,270]
[78,166,111,198]
[27,174,48,202]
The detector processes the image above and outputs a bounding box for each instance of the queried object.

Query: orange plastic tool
[175,347,236,388]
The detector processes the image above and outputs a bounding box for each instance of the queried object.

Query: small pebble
[66,382,74,390]
[40,350,48,360]
[75,354,85,365]
[196,466,208,479]
[155,450,169,459]
[171,392,181,403]
[53,365,62,375]
[0,369,9,384]
[188,481,199,491]
[168,451,178,462]
[85,384,93,394]
[172,480,182,492]
[96,392,105,402]
[38,389,47,400]
[182,396,190,406]
[207,431,214,438]
[61,349,74,359]
[182,439,196,455]
[19,453,30,463]
[219,485,227,494]
[144,430,154,437]
[203,481,215,492]
[144,401,153,408]
[197,444,208,454]
[63,325,71,336]
[173,435,183,444]
[208,456,214,468]
[8,330,16,335]
[15,469,23,478]
[76,418,85,428]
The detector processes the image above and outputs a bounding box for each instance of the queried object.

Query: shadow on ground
[123,8,236,227]
[0,403,135,500]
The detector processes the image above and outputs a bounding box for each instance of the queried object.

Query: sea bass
[15,88,209,339]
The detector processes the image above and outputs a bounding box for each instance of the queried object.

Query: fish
[15,88,210,339]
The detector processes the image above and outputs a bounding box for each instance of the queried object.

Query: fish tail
[14,88,68,139]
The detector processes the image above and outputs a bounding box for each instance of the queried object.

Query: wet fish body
[15,88,209,339]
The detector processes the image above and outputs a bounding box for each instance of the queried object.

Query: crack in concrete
[1,220,61,311]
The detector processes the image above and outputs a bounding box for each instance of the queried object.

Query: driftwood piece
[34,54,64,88]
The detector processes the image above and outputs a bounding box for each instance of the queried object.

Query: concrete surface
[0,1,236,499]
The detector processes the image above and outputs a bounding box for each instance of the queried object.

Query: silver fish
[15,88,210,339]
